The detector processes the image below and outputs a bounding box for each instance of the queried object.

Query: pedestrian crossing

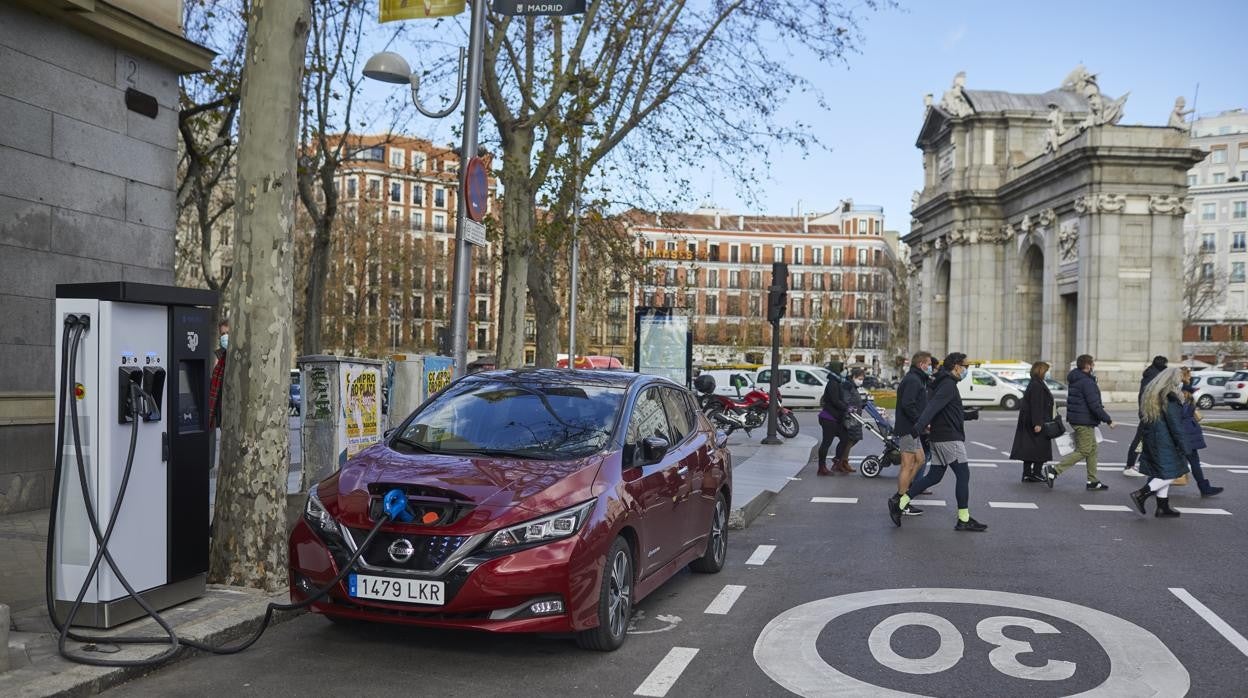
[809,496,1234,516]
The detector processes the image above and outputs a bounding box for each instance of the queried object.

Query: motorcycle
[693,374,800,439]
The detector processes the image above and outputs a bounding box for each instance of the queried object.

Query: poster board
[423,356,454,398]
[339,362,382,459]
[634,306,693,387]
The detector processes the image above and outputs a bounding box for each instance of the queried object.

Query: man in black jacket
[890,352,987,532]
[890,351,933,517]
[1123,355,1167,476]
[1045,354,1116,490]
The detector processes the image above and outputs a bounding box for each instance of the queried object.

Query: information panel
[634,306,692,387]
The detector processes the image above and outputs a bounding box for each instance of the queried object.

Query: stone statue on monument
[1061,64,1096,94]
[1168,96,1194,131]
[939,71,974,118]
[1044,103,1066,154]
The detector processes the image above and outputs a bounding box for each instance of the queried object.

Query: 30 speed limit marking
[754,588,1189,697]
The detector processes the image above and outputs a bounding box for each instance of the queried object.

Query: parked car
[959,367,1024,409]
[1009,376,1068,406]
[289,369,731,651]
[1190,370,1238,409]
[290,369,301,416]
[755,364,831,407]
[1221,371,1248,410]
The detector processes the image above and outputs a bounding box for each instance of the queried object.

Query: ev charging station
[53,282,217,629]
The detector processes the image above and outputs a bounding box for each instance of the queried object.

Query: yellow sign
[380,0,466,22]
[645,248,699,261]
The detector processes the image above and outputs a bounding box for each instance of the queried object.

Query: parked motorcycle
[693,374,800,438]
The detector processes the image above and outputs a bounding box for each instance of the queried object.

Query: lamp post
[364,0,486,379]
[567,113,595,367]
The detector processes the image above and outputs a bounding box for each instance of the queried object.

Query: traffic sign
[463,218,487,247]
[492,0,586,16]
[463,156,488,223]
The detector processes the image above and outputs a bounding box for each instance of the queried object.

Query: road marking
[969,462,998,468]
[971,441,996,450]
[1174,507,1232,516]
[704,585,746,615]
[746,545,776,566]
[1169,588,1248,659]
[1229,469,1248,474]
[988,501,1039,509]
[1081,504,1132,512]
[999,451,1011,457]
[911,499,946,506]
[811,497,859,504]
[634,647,699,697]
[1102,438,1118,444]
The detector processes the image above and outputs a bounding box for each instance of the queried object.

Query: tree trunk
[529,247,561,367]
[496,127,537,368]
[302,216,332,355]
[209,0,311,591]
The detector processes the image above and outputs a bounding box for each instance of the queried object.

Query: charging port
[142,366,165,422]
[117,367,143,424]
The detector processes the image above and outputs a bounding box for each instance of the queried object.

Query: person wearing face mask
[1010,361,1055,483]
[209,319,229,469]
[1044,354,1115,491]
[893,352,986,532]
[889,351,933,522]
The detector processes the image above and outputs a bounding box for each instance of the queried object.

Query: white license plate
[349,574,445,606]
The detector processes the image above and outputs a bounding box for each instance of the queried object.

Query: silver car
[1190,371,1238,409]
[1010,377,1068,406]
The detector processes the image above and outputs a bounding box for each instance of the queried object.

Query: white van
[755,365,829,407]
[960,367,1024,409]
[976,362,1032,381]
[697,369,758,399]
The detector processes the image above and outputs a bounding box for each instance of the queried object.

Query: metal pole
[450,0,487,379]
[567,130,582,366]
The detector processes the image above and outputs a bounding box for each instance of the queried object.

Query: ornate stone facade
[906,68,1204,396]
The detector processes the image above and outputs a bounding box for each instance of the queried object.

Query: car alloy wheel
[1001,395,1020,410]
[577,537,632,651]
[1197,395,1214,410]
[607,548,631,638]
[691,493,727,573]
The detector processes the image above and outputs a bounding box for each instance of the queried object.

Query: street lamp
[363,2,485,380]
[567,112,596,367]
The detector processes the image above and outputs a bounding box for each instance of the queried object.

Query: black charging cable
[46,314,391,667]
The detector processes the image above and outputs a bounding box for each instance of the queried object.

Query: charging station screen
[177,360,203,433]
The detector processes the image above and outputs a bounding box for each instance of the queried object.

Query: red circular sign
[464,156,488,223]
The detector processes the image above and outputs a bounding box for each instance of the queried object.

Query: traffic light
[767,262,788,324]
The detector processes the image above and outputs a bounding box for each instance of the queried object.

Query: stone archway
[1018,245,1044,361]
[933,258,951,357]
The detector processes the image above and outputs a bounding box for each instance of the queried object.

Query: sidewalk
[726,431,818,529]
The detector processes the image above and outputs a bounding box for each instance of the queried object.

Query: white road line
[911,499,947,506]
[1081,504,1133,512]
[1169,588,1248,659]
[704,585,746,615]
[1102,438,1118,444]
[1229,469,1248,474]
[999,451,1011,457]
[811,497,859,504]
[969,462,998,468]
[745,545,776,566]
[1174,507,1232,516]
[988,501,1039,509]
[971,441,996,450]
[634,647,700,697]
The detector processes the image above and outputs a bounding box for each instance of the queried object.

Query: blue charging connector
[382,488,413,522]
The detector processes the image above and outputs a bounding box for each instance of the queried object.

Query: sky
[361,0,1246,236]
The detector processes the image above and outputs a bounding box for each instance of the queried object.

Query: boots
[837,457,856,474]
[1198,479,1224,497]
[817,461,833,477]
[1155,496,1181,518]
[1129,485,1154,515]
[1021,462,1044,483]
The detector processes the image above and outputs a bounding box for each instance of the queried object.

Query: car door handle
[677,465,689,476]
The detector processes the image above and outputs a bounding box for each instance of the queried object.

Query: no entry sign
[492,0,586,16]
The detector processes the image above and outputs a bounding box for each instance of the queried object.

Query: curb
[0,587,299,698]
[728,489,777,530]
[1,603,10,674]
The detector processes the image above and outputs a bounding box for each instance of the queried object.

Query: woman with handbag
[1010,361,1057,483]
[1129,367,1190,518]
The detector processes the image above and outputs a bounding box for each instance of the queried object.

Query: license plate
[349,574,445,606]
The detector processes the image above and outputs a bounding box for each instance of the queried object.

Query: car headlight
[485,500,596,551]
[304,486,342,540]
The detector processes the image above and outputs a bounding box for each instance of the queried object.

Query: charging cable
[46,314,394,667]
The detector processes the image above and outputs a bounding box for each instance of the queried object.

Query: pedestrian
[1129,367,1190,517]
[890,352,987,531]
[837,367,867,473]
[209,319,228,470]
[890,351,933,517]
[816,360,848,476]
[1010,361,1054,483]
[1123,355,1168,477]
[1179,370,1223,498]
[1044,354,1115,491]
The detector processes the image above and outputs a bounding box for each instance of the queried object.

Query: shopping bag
[1055,432,1075,456]
[1094,427,1104,443]
[1173,474,1190,486]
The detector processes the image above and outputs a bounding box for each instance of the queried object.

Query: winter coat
[1010,378,1054,464]
[894,365,930,438]
[910,369,966,443]
[1180,395,1207,451]
[1140,394,1191,480]
[841,380,865,441]
[1065,369,1112,427]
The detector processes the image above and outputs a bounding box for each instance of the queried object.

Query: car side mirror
[641,436,670,465]
[384,427,396,439]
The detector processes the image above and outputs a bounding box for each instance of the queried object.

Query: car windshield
[397,378,626,459]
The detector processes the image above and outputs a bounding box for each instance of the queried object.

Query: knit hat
[1151,355,1168,370]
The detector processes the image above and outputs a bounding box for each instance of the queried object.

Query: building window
[1201,262,1214,280]
[726,296,741,316]
[1232,262,1246,283]
[665,267,676,286]
[1234,201,1246,219]
[1213,173,1226,184]
[791,272,803,290]
[773,245,785,263]
[750,245,761,263]
[346,177,357,199]
[434,297,446,319]
[389,149,404,169]
[858,218,868,235]
[434,214,446,233]
[790,297,802,318]
[1201,233,1216,252]
[476,328,487,348]
[367,178,381,199]
[708,244,720,261]
[1211,148,1227,164]
[688,268,699,286]
[1187,174,1198,186]
[729,270,740,289]
[749,271,761,289]
[434,187,446,208]
[708,269,719,288]
[858,248,868,265]
[705,295,718,315]
[833,248,843,265]
[730,245,740,263]
[1232,325,1244,341]
[794,248,804,265]
[412,152,425,172]
[389,207,402,222]
[831,273,842,291]
[1202,203,1217,221]
[477,299,488,317]
[410,211,423,231]
[685,292,696,310]
[1233,232,1246,252]
[1199,325,1213,342]
[858,273,869,291]
[748,295,760,316]
[412,184,423,205]
[812,273,824,291]
[412,296,423,318]
[856,298,867,318]
[362,146,385,161]
[814,248,823,265]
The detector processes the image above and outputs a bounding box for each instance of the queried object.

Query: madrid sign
[492,0,586,16]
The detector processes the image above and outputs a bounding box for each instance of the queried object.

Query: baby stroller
[849,395,903,478]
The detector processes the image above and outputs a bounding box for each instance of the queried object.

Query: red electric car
[289,369,731,650]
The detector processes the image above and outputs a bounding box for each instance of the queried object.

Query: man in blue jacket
[1045,354,1116,490]
[889,351,933,520]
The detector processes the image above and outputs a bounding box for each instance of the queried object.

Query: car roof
[466,367,663,390]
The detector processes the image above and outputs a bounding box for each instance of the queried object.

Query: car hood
[321,442,606,530]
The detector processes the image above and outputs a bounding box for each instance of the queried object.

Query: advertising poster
[340,363,382,457]
[379,0,465,22]
[635,307,691,386]
[423,356,454,400]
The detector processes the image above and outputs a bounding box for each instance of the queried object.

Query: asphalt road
[109,407,1248,697]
